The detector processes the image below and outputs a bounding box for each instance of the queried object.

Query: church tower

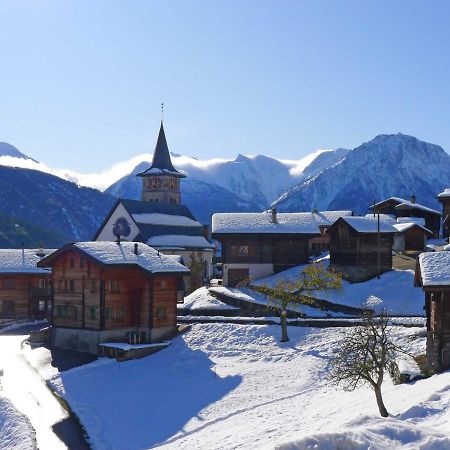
[137,122,186,204]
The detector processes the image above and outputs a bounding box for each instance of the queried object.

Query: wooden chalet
[416,251,450,372]
[392,220,433,252]
[328,217,397,282]
[37,241,189,355]
[370,196,441,238]
[0,248,54,319]
[309,210,353,254]
[437,188,450,239]
[211,209,320,287]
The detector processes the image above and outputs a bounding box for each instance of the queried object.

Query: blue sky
[1,0,450,171]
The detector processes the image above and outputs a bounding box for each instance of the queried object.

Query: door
[2,300,15,316]
[227,268,249,287]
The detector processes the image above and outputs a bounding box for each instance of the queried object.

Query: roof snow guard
[137,122,185,178]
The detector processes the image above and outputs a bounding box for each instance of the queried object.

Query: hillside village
[0,122,450,449]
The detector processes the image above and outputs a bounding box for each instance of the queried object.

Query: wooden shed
[392,222,433,252]
[328,217,397,282]
[416,251,450,372]
[0,248,54,320]
[37,241,189,354]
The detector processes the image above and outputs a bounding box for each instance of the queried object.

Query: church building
[94,122,214,292]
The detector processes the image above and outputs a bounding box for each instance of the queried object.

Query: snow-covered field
[0,397,36,450]
[45,323,450,449]
[252,263,425,316]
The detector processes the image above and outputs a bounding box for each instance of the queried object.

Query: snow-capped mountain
[273,133,450,214]
[106,149,348,213]
[0,142,34,160]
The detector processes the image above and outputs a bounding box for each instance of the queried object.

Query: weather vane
[161,102,164,122]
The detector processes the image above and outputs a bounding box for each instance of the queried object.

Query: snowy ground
[45,323,450,449]
[178,287,238,311]
[251,263,425,316]
[0,396,36,449]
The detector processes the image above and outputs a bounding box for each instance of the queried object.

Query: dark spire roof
[137,122,185,178]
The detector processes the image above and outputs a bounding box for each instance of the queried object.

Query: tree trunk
[280,309,289,342]
[374,385,389,417]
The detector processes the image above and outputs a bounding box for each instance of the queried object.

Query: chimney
[202,224,211,240]
[116,234,121,245]
[134,243,139,255]
[410,195,416,204]
[312,208,318,214]
[271,208,277,223]
[36,242,45,258]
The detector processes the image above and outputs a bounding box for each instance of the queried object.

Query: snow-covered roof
[437,188,450,199]
[212,212,320,235]
[372,197,441,215]
[132,213,200,227]
[340,217,397,233]
[147,235,214,250]
[392,222,432,235]
[396,216,426,226]
[419,251,450,286]
[0,249,56,274]
[43,242,189,275]
[313,210,353,226]
[364,213,396,224]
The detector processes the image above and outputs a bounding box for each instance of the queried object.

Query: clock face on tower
[113,217,131,238]
[149,178,161,190]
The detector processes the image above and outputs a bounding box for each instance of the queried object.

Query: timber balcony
[30,287,53,299]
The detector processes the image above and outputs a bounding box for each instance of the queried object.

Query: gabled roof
[0,248,56,274]
[136,123,185,178]
[392,222,433,235]
[212,212,320,235]
[313,210,353,226]
[418,251,450,286]
[38,242,190,275]
[371,197,441,216]
[335,217,398,234]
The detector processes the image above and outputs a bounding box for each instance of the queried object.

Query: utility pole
[377,209,381,280]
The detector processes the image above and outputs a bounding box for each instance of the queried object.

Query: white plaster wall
[96,203,140,242]
[223,263,274,287]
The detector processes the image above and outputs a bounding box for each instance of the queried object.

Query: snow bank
[0,396,36,449]
[180,287,239,311]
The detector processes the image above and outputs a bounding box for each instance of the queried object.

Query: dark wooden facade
[372,198,441,238]
[218,234,312,269]
[46,249,179,338]
[402,225,430,252]
[328,219,394,282]
[0,274,52,320]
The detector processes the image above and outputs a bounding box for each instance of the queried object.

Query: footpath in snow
[44,322,449,449]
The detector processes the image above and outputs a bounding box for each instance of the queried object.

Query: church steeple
[137,120,186,204]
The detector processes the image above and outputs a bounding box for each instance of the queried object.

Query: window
[3,279,15,289]
[80,258,85,269]
[156,306,167,320]
[170,197,176,204]
[89,307,96,320]
[105,307,126,321]
[230,245,251,257]
[38,279,46,289]
[69,280,75,292]
[108,280,120,293]
[55,305,68,318]
[160,280,167,290]
[57,280,64,291]
[90,281,96,293]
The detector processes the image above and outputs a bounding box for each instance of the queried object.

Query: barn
[328,216,397,282]
[37,241,189,354]
[416,251,450,372]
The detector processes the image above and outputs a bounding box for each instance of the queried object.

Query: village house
[370,196,441,238]
[437,188,450,239]
[211,209,320,287]
[415,251,450,372]
[392,219,433,252]
[309,210,353,254]
[328,216,397,282]
[0,248,54,319]
[37,241,189,355]
[94,122,214,291]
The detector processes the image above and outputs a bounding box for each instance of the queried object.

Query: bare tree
[260,263,342,342]
[187,251,204,293]
[330,310,404,417]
